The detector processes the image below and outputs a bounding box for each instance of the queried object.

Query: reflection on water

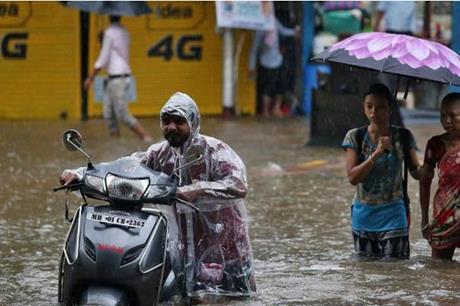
[0,118,459,305]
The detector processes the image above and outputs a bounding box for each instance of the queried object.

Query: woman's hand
[375,136,393,156]
[421,220,431,240]
[419,163,434,241]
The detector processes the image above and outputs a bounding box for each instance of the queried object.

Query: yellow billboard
[0,1,255,119]
[87,1,255,117]
[0,1,80,120]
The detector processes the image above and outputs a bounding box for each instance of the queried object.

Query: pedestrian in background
[277,4,301,116]
[420,93,460,260]
[342,83,421,259]
[84,15,152,142]
[248,18,298,118]
[373,1,416,35]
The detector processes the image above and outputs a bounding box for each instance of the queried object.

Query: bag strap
[398,127,412,226]
[399,128,411,203]
[355,125,368,162]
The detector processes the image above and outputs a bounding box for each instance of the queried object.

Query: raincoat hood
[160,92,201,144]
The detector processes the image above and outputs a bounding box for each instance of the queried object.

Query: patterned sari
[425,136,460,249]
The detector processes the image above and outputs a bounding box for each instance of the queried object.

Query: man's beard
[165,132,188,147]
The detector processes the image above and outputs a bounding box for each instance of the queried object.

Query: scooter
[55,129,202,306]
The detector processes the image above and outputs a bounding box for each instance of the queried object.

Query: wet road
[0,117,459,305]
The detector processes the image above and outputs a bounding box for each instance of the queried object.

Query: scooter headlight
[85,174,105,193]
[106,174,149,201]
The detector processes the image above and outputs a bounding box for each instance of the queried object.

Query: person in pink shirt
[84,15,152,142]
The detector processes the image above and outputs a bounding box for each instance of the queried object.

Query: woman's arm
[419,163,434,239]
[408,148,422,180]
[345,134,389,185]
[346,148,378,185]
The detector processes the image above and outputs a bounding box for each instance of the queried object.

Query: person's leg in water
[261,94,272,117]
[271,94,284,118]
[111,78,153,142]
[432,247,456,260]
[103,81,120,137]
[259,66,280,118]
[271,67,286,118]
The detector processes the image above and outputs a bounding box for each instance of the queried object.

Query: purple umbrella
[313,32,460,86]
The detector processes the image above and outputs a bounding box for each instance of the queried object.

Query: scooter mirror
[184,145,205,165]
[62,129,94,169]
[62,129,83,152]
[173,145,205,178]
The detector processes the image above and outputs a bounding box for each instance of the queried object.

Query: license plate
[87,212,146,228]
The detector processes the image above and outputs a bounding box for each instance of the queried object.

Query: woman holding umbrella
[420,93,460,260]
[342,83,421,259]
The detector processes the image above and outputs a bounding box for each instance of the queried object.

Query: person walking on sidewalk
[248,18,298,118]
[84,15,152,142]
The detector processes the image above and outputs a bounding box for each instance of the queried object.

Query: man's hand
[177,190,197,202]
[83,76,94,91]
[84,69,100,91]
[59,171,78,186]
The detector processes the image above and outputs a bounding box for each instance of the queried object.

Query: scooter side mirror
[62,129,94,169]
[62,129,83,152]
[184,145,205,165]
[173,145,205,177]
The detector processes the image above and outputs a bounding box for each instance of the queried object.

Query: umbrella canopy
[313,32,460,86]
[63,1,152,16]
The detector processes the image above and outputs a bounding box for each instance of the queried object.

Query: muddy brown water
[0,117,458,305]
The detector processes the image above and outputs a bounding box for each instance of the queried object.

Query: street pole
[301,2,314,118]
[222,27,235,119]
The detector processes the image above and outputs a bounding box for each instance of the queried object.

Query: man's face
[161,114,190,147]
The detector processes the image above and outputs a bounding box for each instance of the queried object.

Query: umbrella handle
[403,78,411,100]
[393,75,401,105]
[392,76,411,102]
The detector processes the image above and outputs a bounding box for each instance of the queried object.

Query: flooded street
[1,117,459,305]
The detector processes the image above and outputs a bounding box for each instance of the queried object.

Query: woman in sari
[420,93,460,260]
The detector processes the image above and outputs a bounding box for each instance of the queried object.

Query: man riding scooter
[60,92,256,301]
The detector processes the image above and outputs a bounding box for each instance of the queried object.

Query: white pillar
[222,28,235,112]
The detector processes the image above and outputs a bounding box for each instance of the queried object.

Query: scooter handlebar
[53,182,83,192]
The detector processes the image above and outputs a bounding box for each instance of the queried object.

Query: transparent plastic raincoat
[134,92,256,299]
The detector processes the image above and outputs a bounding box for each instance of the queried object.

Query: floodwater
[0,117,459,305]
